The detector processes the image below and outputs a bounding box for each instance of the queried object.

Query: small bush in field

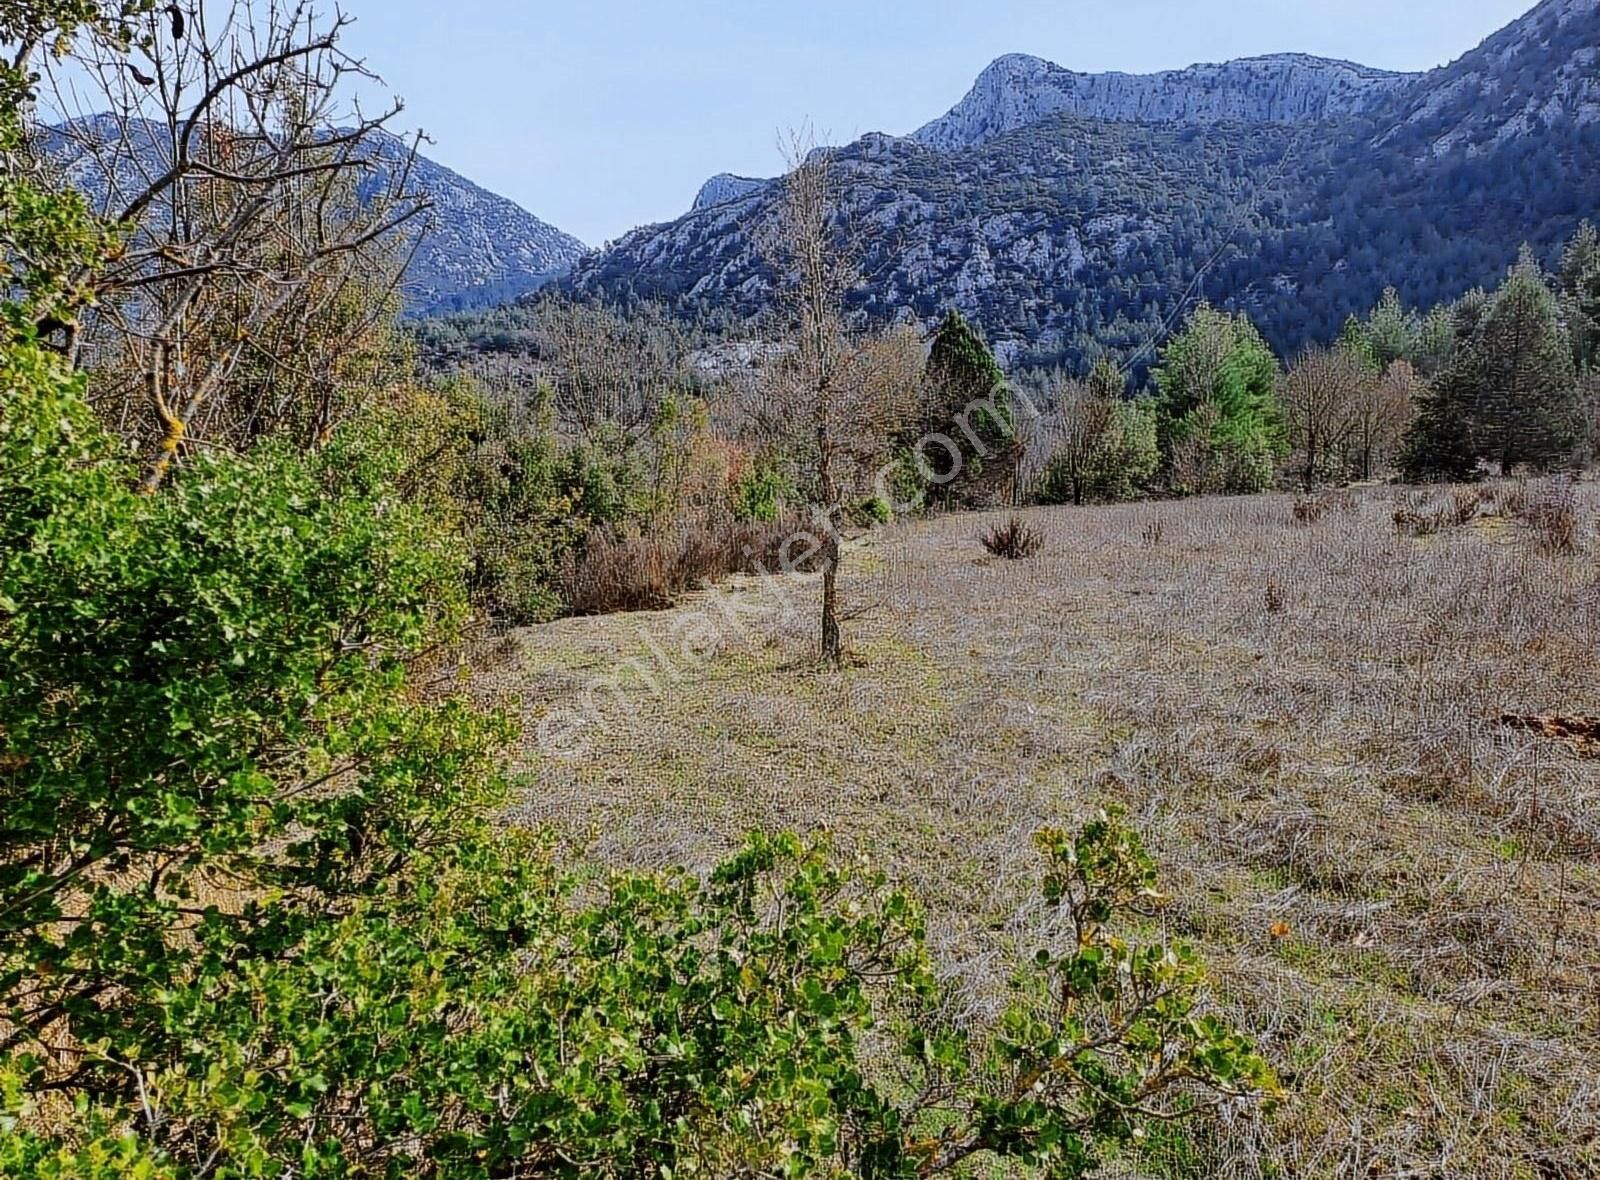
[981,516,1044,560]
[1393,506,1446,536]
[1294,491,1355,526]
[1450,486,1485,525]
[856,495,893,525]
[1483,481,1529,518]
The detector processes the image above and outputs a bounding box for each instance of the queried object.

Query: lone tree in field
[917,309,1020,507]
[761,131,919,666]
[1405,250,1584,478]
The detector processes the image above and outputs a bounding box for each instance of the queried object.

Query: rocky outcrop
[1372,0,1600,157]
[912,52,1414,150]
[691,173,770,211]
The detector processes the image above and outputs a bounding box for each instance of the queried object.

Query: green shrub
[857,495,893,525]
[732,459,796,522]
[2,795,1275,1178]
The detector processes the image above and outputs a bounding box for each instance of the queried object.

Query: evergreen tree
[1364,287,1420,371]
[1415,304,1459,378]
[1558,221,1600,371]
[1339,314,1377,371]
[1087,355,1127,401]
[1405,254,1584,476]
[918,309,1019,505]
[1401,379,1481,482]
[1154,304,1286,494]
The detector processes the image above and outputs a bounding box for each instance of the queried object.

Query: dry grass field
[471,481,1600,1179]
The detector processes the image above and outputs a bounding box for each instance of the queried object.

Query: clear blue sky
[336,0,1537,246]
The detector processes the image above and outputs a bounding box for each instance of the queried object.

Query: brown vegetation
[557,516,823,616]
[477,483,1600,1178]
[979,516,1044,560]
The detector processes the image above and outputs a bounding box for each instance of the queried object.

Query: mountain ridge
[570,0,1600,372]
[40,116,587,317]
[911,51,1416,151]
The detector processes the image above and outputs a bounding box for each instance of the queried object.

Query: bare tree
[1279,345,1366,491]
[1041,372,1120,505]
[530,296,693,454]
[1349,359,1421,481]
[760,128,918,665]
[30,1,429,488]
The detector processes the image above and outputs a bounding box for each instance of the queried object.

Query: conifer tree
[1559,221,1600,372]
[1364,287,1420,372]
[1154,304,1285,494]
[1404,253,1583,477]
[1414,304,1459,378]
[918,309,1019,505]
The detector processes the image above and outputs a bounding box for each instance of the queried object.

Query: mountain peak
[913,51,1417,149]
[691,173,769,211]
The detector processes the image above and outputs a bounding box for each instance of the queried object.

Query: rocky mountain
[911,52,1414,151]
[366,133,588,314]
[568,0,1600,374]
[1371,0,1600,157]
[41,118,586,317]
[692,173,770,211]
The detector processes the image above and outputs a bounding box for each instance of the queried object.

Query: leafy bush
[2,792,1275,1178]
[732,458,797,522]
[856,495,893,525]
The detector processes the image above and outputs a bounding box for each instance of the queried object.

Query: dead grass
[557,515,822,615]
[472,478,1600,1179]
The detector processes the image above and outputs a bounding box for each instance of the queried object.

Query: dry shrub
[1292,491,1355,527]
[559,516,823,615]
[1519,483,1579,554]
[1392,506,1446,537]
[1393,487,1481,537]
[1291,496,1327,527]
[1450,486,1485,525]
[980,516,1044,560]
[1480,480,1529,518]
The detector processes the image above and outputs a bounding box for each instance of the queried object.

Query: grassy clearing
[471,480,1600,1178]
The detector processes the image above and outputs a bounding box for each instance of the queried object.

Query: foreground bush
[3,811,1275,1179]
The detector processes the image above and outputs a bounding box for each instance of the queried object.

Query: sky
[334,0,1538,247]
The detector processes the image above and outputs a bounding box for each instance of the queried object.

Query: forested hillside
[566,0,1600,373]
